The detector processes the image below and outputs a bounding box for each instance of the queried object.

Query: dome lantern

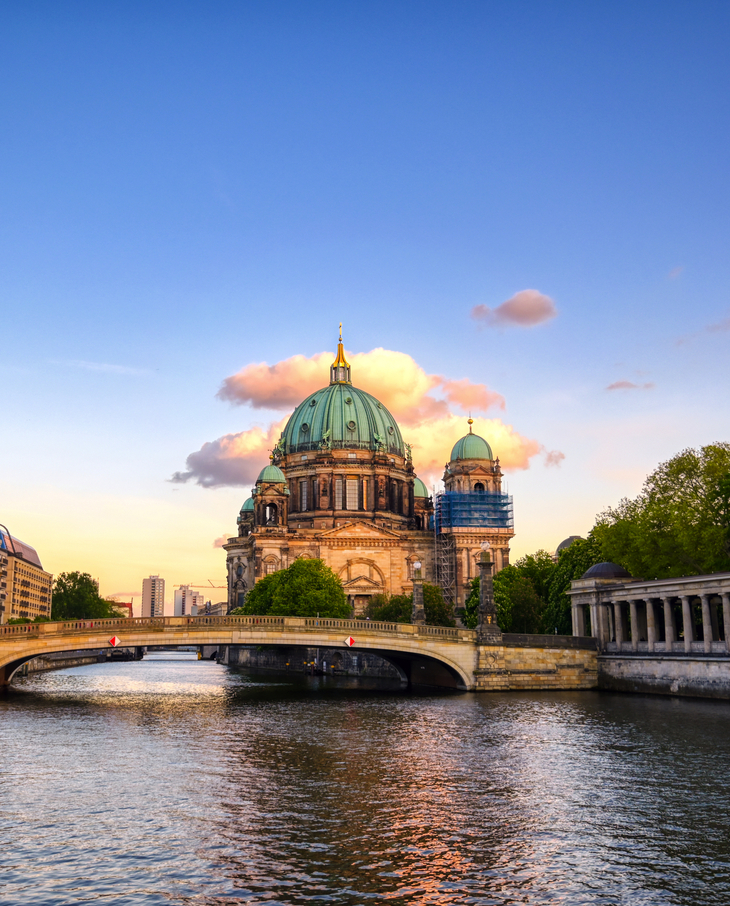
[330,323,351,385]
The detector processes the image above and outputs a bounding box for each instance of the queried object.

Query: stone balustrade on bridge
[0,614,597,692]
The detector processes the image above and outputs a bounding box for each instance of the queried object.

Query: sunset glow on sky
[2,2,729,609]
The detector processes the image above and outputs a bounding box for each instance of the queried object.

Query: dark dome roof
[581,562,632,580]
[556,535,583,553]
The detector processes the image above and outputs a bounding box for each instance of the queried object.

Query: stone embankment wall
[21,648,140,676]
[475,635,598,692]
[599,655,730,699]
[222,645,403,680]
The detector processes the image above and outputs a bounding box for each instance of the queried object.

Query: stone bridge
[0,615,597,692]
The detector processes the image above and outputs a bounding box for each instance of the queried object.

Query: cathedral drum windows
[346,478,359,510]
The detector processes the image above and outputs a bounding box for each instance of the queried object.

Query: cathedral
[223,331,515,615]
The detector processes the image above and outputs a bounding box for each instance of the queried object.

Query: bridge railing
[0,615,474,642]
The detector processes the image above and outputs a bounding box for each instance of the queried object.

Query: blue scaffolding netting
[434,491,514,534]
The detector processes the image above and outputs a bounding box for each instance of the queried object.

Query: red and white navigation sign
[108,636,121,647]
[344,636,355,647]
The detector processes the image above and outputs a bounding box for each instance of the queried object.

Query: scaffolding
[435,533,457,610]
[433,491,514,534]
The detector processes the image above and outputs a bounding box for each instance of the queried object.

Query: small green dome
[450,432,493,462]
[240,497,254,513]
[413,477,429,498]
[257,464,287,483]
[281,383,405,456]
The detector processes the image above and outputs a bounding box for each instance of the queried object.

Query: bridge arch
[0,616,478,690]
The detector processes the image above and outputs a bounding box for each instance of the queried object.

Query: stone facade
[224,336,513,615]
[474,638,598,692]
[0,529,52,624]
[569,568,730,698]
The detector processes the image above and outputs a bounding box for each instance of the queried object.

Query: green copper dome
[240,497,254,513]
[281,383,405,456]
[413,477,429,498]
[257,463,287,483]
[450,431,493,462]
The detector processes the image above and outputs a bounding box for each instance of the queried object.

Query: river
[1,651,729,905]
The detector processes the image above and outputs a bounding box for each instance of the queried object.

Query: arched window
[265,503,278,525]
[474,482,485,492]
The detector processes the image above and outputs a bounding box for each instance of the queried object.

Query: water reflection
[1,652,730,904]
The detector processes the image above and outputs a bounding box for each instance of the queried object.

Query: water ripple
[1,653,730,904]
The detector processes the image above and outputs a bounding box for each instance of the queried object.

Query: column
[630,600,639,651]
[411,562,425,626]
[723,593,730,655]
[711,598,720,641]
[701,593,713,653]
[614,601,624,648]
[646,599,656,653]
[476,551,501,643]
[663,597,675,648]
[572,603,585,637]
[681,595,694,653]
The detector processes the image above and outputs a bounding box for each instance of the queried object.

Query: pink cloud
[213,535,230,548]
[707,316,730,334]
[471,290,557,328]
[669,266,684,279]
[171,418,288,488]
[173,350,540,489]
[217,347,505,418]
[544,450,566,467]
[606,381,655,391]
[218,353,331,409]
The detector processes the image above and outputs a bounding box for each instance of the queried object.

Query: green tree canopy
[363,592,411,623]
[51,572,123,621]
[239,559,350,618]
[363,584,455,627]
[593,444,730,579]
[542,535,604,635]
[464,551,556,634]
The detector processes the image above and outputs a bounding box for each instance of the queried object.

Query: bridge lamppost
[411,561,426,625]
[477,542,502,644]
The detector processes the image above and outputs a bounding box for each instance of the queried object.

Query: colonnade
[573,591,730,654]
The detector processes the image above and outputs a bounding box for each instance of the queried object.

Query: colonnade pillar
[681,596,694,653]
[701,594,713,653]
[724,593,730,655]
[614,602,624,647]
[572,603,585,637]
[629,600,639,651]
[646,599,656,652]
[663,597,675,648]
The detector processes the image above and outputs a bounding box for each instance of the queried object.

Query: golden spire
[467,417,474,434]
[330,323,351,383]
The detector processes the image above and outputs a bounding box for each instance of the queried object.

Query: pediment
[317,521,402,540]
[258,484,289,496]
[342,574,383,590]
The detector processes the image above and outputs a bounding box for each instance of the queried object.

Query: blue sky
[2,1,729,605]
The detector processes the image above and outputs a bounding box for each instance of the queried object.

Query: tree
[593,444,730,579]
[364,592,411,623]
[363,584,455,627]
[238,571,283,615]
[423,583,455,627]
[51,572,123,621]
[240,559,350,618]
[542,535,604,635]
[464,551,557,634]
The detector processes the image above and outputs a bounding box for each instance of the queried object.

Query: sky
[2,1,729,611]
